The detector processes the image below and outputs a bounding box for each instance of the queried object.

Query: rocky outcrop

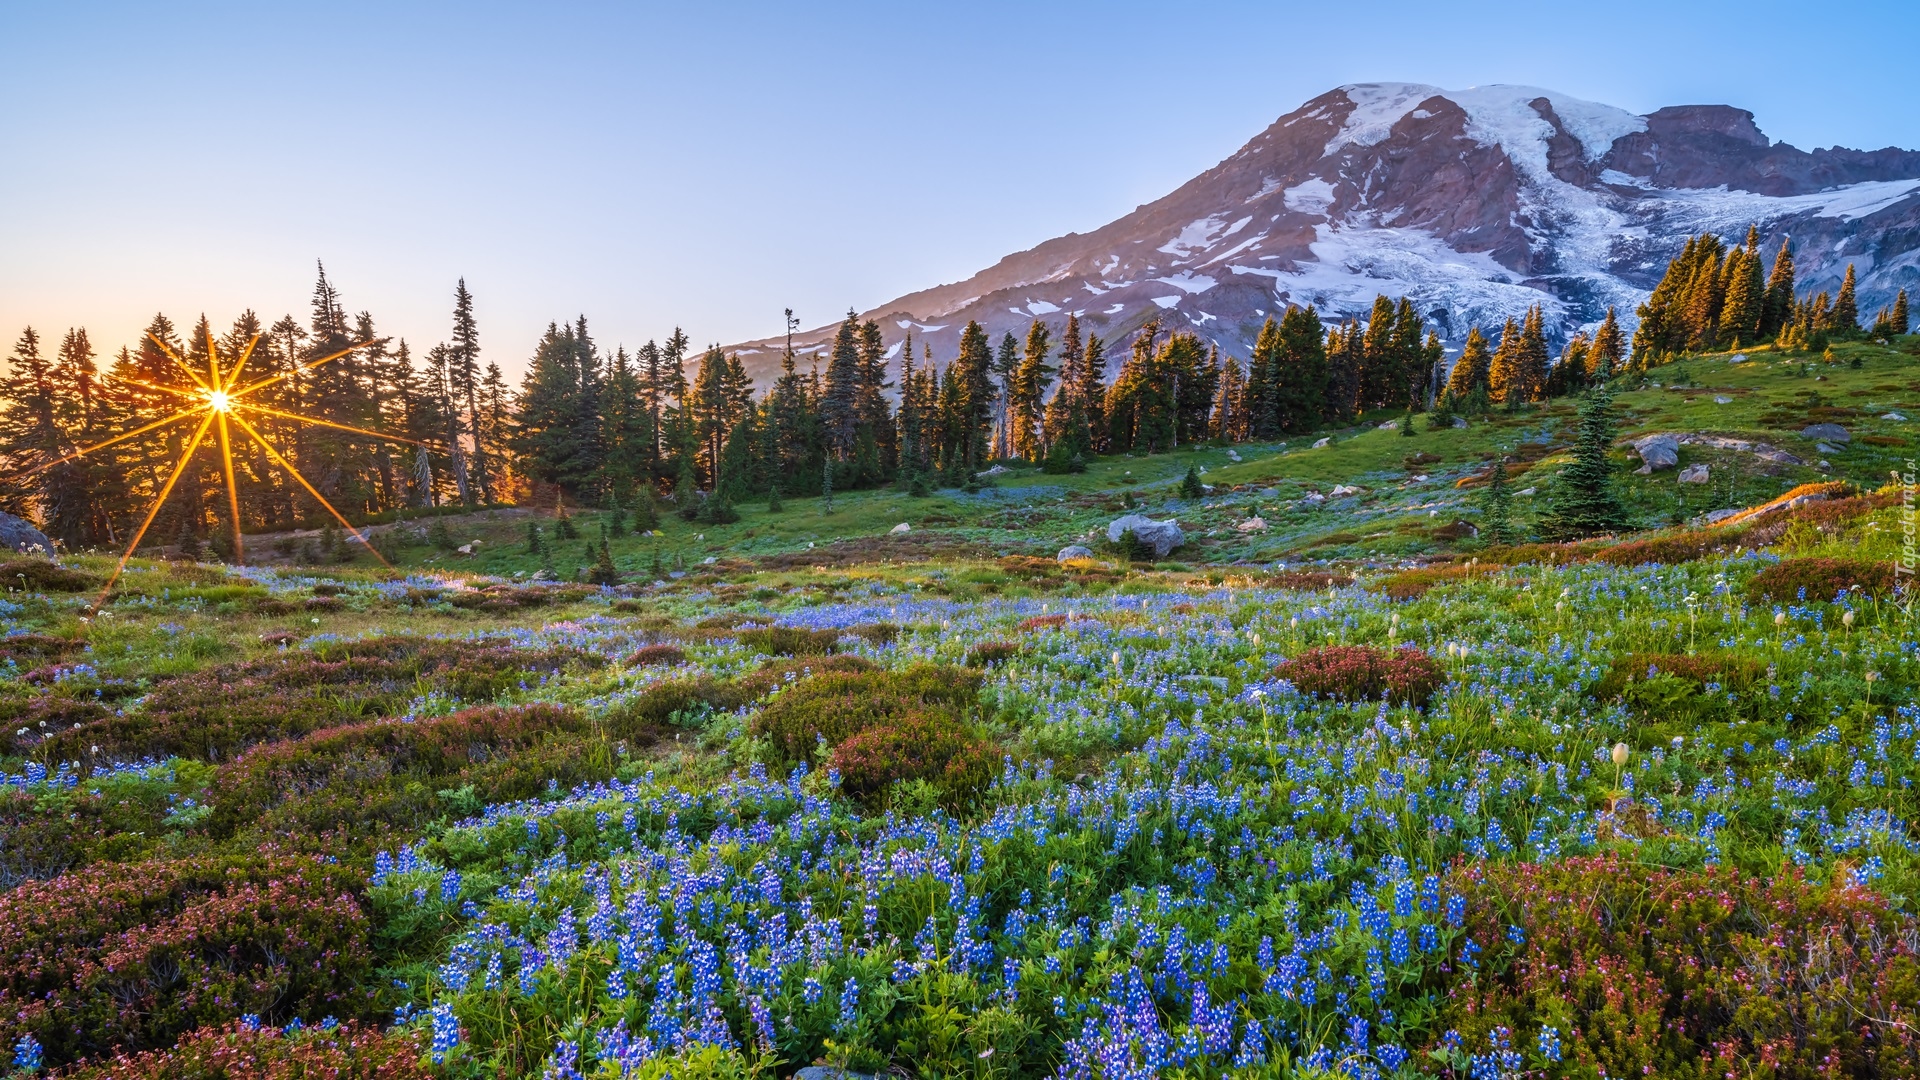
[1056,544,1094,562]
[1107,515,1185,559]
[1633,434,1680,473]
[0,512,53,556]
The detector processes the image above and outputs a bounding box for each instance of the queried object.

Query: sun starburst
[34,331,425,609]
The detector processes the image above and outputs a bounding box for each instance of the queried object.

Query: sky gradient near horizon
[5,0,1918,373]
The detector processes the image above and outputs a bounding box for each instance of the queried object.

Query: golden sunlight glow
[31,331,427,610]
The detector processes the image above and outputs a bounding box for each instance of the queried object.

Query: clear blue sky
[4,0,1916,373]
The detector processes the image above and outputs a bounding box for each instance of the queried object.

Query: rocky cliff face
[726,83,1920,381]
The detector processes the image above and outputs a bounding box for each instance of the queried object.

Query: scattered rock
[1056,544,1095,563]
[1329,484,1363,497]
[1107,514,1185,559]
[1818,460,1832,472]
[1816,442,1840,455]
[1235,517,1268,533]
[1802,423,1851,443]
[979,464,1013,476]
[1713,395,1732,404]
[1300,492,1326,506]
[1728,353,1749,364]
[1377,420,1399,431]
[1678,463,1710,483]
[1699,507,1743,525]
[1226,448,1242,461]
[531,569,559,582]
[702,556,717,565]
[1883,412,1908,422]
[0,512,53,556]
[1451,416,1469,429]
[1632,433,1680,473]
[1409,474,1429,482]
[456,543,476,555]
[1517,487,1537,496]
[889,522,911,534]
[1312,437,1331,449]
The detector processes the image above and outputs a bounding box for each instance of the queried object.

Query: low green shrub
[750,664,982,762]
[738,626,842,656]
[1588,652,1767,742]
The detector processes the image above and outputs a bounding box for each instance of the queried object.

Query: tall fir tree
[450,278,489,503]
[1539,384,1628,540]
[1761,238,1797,339]
[1829,263,1860,336]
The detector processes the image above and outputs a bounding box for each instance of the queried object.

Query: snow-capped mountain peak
[723,83,1920,378]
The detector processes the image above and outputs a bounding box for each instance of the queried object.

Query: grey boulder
[0,512,52,556]
[1632,434,1680,473]
[1107,514,1185,559]
[1056,544,1095,563]
[1678,463,1710,483]
[1802,423,1851,443]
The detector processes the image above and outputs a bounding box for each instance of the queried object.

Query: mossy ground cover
[2,338,1920,1079]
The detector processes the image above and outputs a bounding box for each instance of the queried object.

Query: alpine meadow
[9,65,1920,1080]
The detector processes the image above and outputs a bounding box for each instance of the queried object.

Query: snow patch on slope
[1325,83,1437,156]
[1154,272,1218,294]
[1283,178,1338,216]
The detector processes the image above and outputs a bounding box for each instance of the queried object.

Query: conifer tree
[1487,318,1525,406]
[1210,355,1246,441]
[450,278,489,502]
[1358,294,1399,411]
[1586,309,1623,380]
[1273,305,1327,432]
[1444,327,1492,403]
[1042,314,1083,451]
[1244,318,1282,438]
[1829,264,1860,336]
[1078,334,1107,453]
[1761,239,1797,340]
[953,321,996,473]
[992,331,1019,460]
[1009,320,1052,461]
[1539,384,1628,540]
[1480,457,1518,546]
[1321,321,1363,425]
[1893,289,1910,336]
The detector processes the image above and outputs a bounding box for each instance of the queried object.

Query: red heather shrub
[0,853,374,1066]
[846,622,903,645]
[625,643,688,667]
[966,640,1022,667]
[1376,564,1498,600]
[1274,644,1444,708]
[62,1020,428,1080]
[1746,556,1898,603]
[828,708,998,809]
[1016,614,1069,634]
[1438,856,1920,1079]
[1595,527,1753,566]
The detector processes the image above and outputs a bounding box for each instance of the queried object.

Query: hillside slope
[726,83,1920,384]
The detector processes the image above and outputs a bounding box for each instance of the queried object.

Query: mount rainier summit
[732,82,1920,376]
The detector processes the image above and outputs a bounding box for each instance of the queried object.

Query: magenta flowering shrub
[1274,644,1445,708]
[61,1019,429,1080]
[1435,856,1920,1078]
[0,853,376,1067]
